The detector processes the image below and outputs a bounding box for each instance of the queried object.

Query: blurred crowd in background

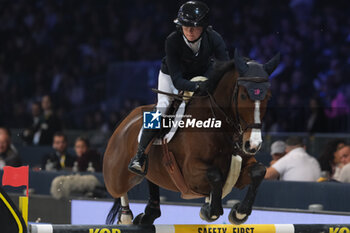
[0,0,350,137]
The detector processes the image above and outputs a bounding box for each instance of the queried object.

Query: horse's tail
[106,198,121,225]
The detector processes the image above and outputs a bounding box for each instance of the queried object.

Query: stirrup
[128,155,149,176]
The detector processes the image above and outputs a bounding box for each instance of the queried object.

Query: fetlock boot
[128,129,158,176]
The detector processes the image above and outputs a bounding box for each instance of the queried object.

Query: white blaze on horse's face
[249,100,262,151]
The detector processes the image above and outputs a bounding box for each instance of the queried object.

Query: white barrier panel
[71,200,350,224]
[29,224,350,233]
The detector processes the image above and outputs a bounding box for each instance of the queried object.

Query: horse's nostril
[244,141,259,154]
[244,141,250,150]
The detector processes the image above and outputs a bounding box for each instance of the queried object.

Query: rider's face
[182,26,203,42]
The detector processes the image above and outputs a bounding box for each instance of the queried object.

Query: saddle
[158,86,205,199]
[137,77,209,198]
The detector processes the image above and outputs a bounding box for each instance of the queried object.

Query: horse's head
[233,50,280,155]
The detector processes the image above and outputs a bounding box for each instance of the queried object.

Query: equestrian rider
[128,1,230,176]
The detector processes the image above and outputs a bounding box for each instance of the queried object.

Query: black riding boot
[128,129,158,176]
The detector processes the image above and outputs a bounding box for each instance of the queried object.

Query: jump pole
[29,224,350,233]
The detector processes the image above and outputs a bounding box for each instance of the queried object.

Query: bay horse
[103,50,280,225]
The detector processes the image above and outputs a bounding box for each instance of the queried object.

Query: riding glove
[195,81,209,95]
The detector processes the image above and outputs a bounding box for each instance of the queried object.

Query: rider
[128,1,230,176]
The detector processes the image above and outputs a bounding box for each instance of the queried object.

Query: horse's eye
[241,94,247,100]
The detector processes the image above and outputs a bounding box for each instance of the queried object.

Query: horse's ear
[234,49,249,76]
[263,53,280,75]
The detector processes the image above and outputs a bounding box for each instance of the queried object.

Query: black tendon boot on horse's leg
[200,168,224,222]
[133,180,161,225]
[128,129,158,176]
[229,162,266,224]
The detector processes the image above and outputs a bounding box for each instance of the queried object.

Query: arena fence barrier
[29,224,350,233]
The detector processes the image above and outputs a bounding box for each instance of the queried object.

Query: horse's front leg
[229,162,266,224]
[200,167,224,222]
[133,180,161,225]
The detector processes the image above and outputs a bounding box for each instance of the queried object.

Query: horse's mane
[207,60,236,93]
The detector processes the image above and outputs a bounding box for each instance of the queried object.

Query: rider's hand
[195,81,209,96]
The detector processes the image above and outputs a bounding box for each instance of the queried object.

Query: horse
[103,50,280,225]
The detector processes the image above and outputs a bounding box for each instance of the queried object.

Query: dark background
[0,0,349,133]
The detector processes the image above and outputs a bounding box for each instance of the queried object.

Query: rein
[151,88,207,101]
[152,76,267,134]
[152,76,268,154]
[207,76,268,155]
[208,76,267,132]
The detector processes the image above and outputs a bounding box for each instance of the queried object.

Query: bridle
[207,76,270,153]
[151,75,270,152]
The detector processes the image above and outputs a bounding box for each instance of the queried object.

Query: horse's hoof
[132,213,155,225]
[228,203,249,225]
[199,203,219,222]
[117,208,133,225]
[133,213,144,225]
[145,204,161,220]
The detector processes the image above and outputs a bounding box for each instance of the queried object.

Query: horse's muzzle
[243,141,261,155]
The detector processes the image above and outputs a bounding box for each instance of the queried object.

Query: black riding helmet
[174,1,209,28]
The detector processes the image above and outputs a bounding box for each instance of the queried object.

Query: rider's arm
[211,30,230,62]
[165,35,198,92]
[204,29,230,77]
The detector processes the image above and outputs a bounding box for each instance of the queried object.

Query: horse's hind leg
[117,194,133,224]
[228,162,266,224]
[105,194,133,225]
[133,180,161,225]
[200,167,224,222]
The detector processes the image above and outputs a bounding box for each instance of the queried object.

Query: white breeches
[155,71,178,115]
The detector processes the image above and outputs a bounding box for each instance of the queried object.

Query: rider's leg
[128,128,158,175]
[128,71,177,176]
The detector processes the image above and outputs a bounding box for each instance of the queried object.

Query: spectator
[0,128,21,169]
[88,110,110,147]
[306,97,328,134]
[325,92,350,132]
[74,137,102,172]
[0,127,18,154]
[21,101,43,145]
[265,136,321,181]
[269,140,286,166]
[38,95,62,145]
[41,132,75,171]
[318,139,346,181]
[336,145,350,183]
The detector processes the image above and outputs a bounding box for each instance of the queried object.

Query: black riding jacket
[161,27,229,92]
